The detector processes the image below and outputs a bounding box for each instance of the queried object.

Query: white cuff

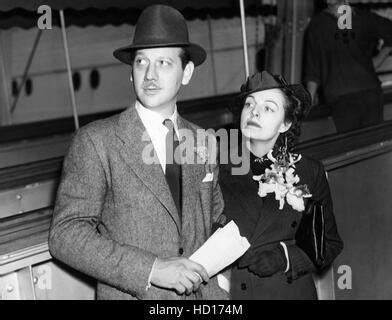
[146,257,158,291]
[279,241,290,273]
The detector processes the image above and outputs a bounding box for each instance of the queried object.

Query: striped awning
[349,0,391,3]
[0,0,278,29]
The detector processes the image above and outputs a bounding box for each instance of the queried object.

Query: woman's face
[240,88,291,142]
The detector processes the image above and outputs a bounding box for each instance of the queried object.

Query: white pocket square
[202,172,214,182]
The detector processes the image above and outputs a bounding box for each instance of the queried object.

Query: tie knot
[163,119,175,131]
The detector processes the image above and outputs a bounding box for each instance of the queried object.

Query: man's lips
[143,84,161,94]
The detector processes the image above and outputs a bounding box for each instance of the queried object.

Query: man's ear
[181,61,195,85]
[130,70,133,82]
[278,121,292,134]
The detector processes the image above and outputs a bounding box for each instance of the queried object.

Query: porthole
[89,69,100,89]
[72,71,81,91]
[11,80,18,97]
[25,78,33,95]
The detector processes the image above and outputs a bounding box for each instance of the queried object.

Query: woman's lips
[246,119,261,128]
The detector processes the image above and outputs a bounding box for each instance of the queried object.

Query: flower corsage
[252,150,312,212]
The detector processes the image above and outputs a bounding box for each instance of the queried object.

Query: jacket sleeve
[210,138,226,228]
[286,162,344,280]
[48,128,157,299]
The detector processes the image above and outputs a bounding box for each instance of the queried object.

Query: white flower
[267,150,276,163]
[195,146,208,164]
[257,182,275,197]
[274,183,288,210]
[285,167,300,186]
[286,186,312,212]
[253,151,312,212]
[253,175,263,181]
[286,192,306,212]
[289,153,302,166]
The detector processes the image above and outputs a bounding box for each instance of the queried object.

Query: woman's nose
[250,108,260,119]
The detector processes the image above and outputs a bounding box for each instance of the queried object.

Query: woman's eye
[244,102,253,108]
[264,105,274,112]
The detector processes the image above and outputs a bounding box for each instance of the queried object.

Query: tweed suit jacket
[48,106,228,300]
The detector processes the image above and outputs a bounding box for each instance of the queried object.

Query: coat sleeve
[48,128,157,299]
[286,162,344,280]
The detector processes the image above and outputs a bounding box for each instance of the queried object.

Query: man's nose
[145,63,158,81]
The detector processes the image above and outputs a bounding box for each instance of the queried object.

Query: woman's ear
[278,121,292,134]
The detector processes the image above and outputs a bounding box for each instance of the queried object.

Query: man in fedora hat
[49,5,228,300]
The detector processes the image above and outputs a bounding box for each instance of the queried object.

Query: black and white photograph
[0,0,391,304]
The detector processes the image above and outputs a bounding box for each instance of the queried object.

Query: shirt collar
[135,100,178,132]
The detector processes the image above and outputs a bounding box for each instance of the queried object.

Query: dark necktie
[163,119,182,221]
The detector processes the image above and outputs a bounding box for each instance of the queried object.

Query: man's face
[131,47,194,114]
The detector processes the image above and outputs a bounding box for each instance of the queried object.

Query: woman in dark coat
[219,71,343,300]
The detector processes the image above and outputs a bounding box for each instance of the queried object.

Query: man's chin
[139,97,162,109]
[138,100,174,113]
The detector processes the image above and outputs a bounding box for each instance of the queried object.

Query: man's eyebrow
[157,56,174,61]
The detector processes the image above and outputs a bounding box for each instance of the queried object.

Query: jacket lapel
[114,106,181,234]
[229,146,275,244]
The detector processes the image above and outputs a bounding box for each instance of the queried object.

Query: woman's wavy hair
[231,85,311,153]
[275,86,310,152]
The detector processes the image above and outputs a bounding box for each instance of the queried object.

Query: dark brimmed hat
[113,5,206,66]
[240,70,312,115]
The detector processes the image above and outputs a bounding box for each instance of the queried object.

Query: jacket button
[291,221,297,228]
[178,248,184,255]
[241,283,247,290]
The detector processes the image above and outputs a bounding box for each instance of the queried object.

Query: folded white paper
[189,220,250,277]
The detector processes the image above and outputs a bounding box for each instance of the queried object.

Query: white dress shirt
[135,100,179,174]
[135,101,180,291]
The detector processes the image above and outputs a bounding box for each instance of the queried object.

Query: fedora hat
[240,70,312,114]
[113,5,206,66]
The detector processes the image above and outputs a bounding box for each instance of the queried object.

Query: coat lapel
[114,106,181,234]
[229,146,275,244]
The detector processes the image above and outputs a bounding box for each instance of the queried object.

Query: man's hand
[150,257,209,295]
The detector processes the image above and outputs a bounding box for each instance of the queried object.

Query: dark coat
[219,153,343,300]
[49,106,228,300]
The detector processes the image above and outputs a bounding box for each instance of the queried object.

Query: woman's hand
[240,245,287,277]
